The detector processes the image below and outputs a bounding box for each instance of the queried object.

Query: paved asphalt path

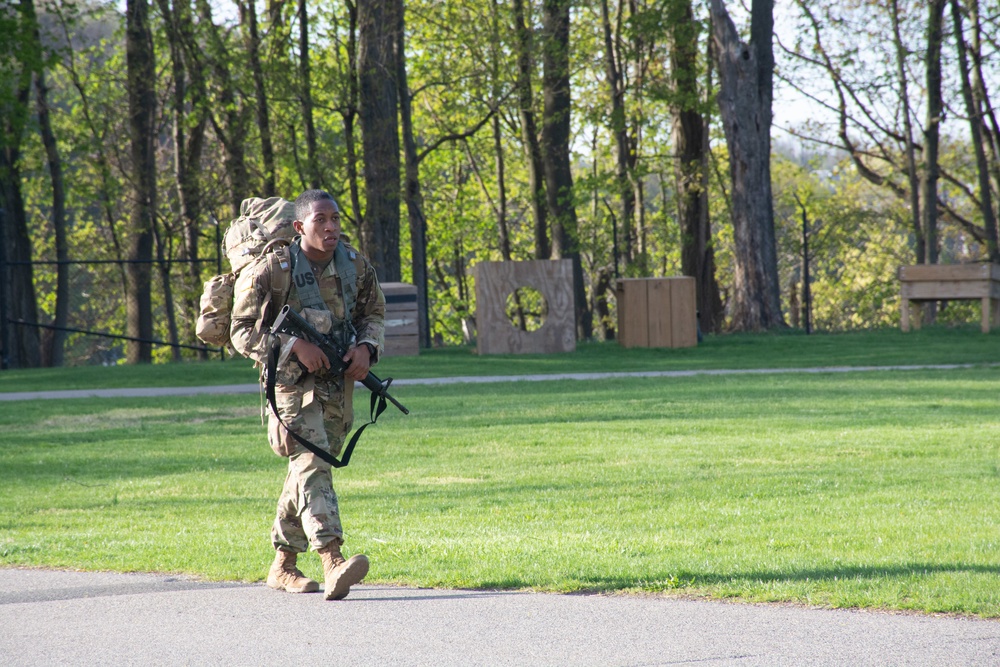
[4,367,1000,665]
[2,568,999,666]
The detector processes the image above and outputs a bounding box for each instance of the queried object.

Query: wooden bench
[898,264,1000,333]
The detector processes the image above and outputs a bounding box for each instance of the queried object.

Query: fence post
[0,208,8,370]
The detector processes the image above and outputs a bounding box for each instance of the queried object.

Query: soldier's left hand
[343,345,371,382]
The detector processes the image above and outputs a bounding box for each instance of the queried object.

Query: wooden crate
[616,277,697,348]
[380,282,419,356]
[898,264,1000,333]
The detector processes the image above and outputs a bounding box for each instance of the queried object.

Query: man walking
[230,189,386,600]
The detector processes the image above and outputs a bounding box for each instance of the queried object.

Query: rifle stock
[271,305,410,415]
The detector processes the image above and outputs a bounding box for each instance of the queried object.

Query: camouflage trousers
[267,375,354,553]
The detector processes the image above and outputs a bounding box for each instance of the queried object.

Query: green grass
[2,351,1000,616]
[2,325,999,392]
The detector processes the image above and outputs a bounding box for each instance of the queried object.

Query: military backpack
[195,197,297,350]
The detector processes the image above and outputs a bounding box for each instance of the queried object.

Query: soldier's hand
[343,345,371,382]
[291,339,330,373]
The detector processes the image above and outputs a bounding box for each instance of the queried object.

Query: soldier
[230,189,385,601]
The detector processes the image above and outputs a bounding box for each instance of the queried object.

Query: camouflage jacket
[230,240,386,380]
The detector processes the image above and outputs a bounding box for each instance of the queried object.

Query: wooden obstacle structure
[615,277,697,348]
[380,282,419,356]
[898,264,1000,333]
[474,260,576,355]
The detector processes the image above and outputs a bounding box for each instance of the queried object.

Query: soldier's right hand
[291,338,331,373]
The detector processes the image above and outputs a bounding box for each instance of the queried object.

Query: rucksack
[196,197,297,350]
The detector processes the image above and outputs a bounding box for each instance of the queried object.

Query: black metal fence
[0,207,226,369]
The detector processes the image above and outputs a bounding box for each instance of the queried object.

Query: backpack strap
[254,244,291,339]
[334,243,358,324]
[270,245,292,307]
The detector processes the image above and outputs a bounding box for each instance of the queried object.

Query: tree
[0,0,42,368]
[920,0,946,268]
[297,0,320,190]
[709,0,784,330]
[396,3,430,348]
[541,0,590,338]
[125,0,156,363]
[781,0,1000,266]
[357,0,402,281]
[196,0,249,217]
[27,0,68,365]
[158,0,209,357]
[599,0,637,266]
[239,0,276,196]
[512,0,549,260]
[950,0,998,261]
[668,0,723,333]
[890,0,925,262]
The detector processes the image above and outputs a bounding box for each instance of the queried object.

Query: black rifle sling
[266,334,386,468]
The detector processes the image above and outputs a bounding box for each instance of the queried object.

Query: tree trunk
[489,0,511,262]
[33,62,68,365]
[890,0,925,263]
[0,0,42,369]
[0,155,42,370]
[491,115,512,261]
[241,0,276,196]
[126,0,156,363]
[600,0,635,267]
[708,0,784,331]
[670,0,723,334]
[153,221,181,361]
[950,0,997,260]
[197,0,248,217]
[0,165,41,370]
[298,0,320,189]
[922,0,945,269]
[512,0,549,259]
[396,6,430,349]
[160,0,209,357]
[357,0,401,281]
[541,0,590,339]
[966,0,1000,221]
[341,0,363,239]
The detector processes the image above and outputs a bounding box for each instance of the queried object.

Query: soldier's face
[295,199,340,258]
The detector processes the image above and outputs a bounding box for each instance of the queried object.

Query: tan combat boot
[318,542,369,601]
[266,549,320,593]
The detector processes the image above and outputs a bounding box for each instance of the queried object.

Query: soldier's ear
[292,219,305,234]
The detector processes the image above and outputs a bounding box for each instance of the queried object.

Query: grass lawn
[1,328,1000,616]
[1,325,999,391]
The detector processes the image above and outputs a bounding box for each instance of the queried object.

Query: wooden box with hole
[473,260,576,355]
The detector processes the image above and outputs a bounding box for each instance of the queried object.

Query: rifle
[270,304,409,415]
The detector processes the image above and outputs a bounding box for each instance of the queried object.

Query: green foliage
[10,0,1000,364]
[772,155,913,330]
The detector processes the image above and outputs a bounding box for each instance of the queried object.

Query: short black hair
[294,189,338,220]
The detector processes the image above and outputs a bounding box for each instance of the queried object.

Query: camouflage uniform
[230,240,385,554]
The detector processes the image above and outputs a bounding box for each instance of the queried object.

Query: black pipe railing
[1,207,228,367]
[12,320,223,355]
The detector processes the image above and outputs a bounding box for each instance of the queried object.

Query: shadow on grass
[563,562,1000,594]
